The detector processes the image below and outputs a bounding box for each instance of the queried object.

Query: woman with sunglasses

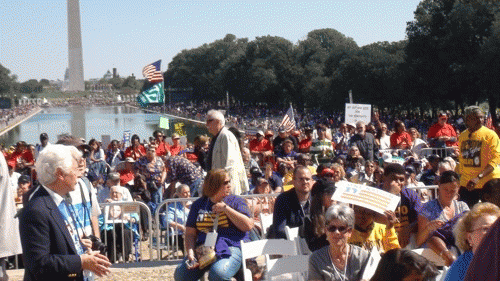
[309,204,370,281]
[174,169,254,281]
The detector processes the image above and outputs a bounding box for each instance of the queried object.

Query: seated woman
[99,185,138,263]
[174,169,254,281]
[246,177,275,240]
[416,171,469,266]
[304,181,336,252]
[164,184,192,251]
[349,205,400,253]
[370,248,438,281]
[308,204,370,281]
[444,202,500,281]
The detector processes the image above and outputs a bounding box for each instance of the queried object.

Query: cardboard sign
[159,117,169,129]
[332,181,400,214]
[174,122,186,136]
[345,103,371,125]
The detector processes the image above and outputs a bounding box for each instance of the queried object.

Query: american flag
[142,60,163,83]
[279,105,296,132]
[485,112,494,129]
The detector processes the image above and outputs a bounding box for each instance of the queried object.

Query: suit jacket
[211,127,249,195]
[19,186,84,281]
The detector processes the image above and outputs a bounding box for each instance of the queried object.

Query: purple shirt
[186,195,251,258]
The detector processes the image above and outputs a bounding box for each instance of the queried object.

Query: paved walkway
[7,264,177,280]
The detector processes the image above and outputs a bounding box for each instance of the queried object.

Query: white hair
[207,109,225,126]
[35,144,82,186]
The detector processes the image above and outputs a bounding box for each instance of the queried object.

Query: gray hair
[207,109,225,127]
[464,106,483,118]
[325,204,355,229]
[355,120,365,127]
[35,144,82,186]
[438,161,452,172]
[107,172,121,183]
[175,184,190,196]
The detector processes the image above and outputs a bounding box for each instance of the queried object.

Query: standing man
[457,106,500,207]
[349,121,378,161]
[34,132,50,159]
[427,112,458,148]
[206,109,249,195]
[0,152,22,281]
[19,144,111,280]
[270,166,313,239]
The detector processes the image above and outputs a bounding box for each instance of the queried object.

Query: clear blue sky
[0,0,422,82]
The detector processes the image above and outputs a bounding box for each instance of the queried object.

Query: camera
[83,234,107,254]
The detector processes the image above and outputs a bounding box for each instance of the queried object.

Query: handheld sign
[159,117,169,129]
[332,181,400,214]
[345,103,371,125]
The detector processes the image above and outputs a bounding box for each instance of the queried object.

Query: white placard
[345,103,371,125]
[332,181,400,214]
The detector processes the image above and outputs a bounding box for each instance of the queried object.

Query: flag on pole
[137,81,164,107]
[279,105,296,132]
[142,60,163,83]
[138,60,165,107]
[486,112,494,129]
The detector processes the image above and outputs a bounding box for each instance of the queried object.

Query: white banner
[345,103,371,125]
[332,181,400,214]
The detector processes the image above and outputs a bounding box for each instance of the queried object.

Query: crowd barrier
[379,147,458,160]
[420,147,458,159]
[99,201,153,263]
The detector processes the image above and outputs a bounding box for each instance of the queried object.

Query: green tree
[0,64,17,95]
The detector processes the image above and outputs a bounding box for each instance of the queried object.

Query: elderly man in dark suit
[19,144,111,281]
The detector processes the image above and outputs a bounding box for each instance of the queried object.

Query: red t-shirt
[124,145,146,160]
[119,170,135,186]
[298,138,312,153]
[155,141,171,156]
[7,149,34,169]
[427,123,458,147]
[390,131,413,149]
[249,139,272,153]
[169,144,185,156]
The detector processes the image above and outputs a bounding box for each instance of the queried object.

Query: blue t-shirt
[421,199,469,222]
[444,251,473,281]
[186,195,251,258]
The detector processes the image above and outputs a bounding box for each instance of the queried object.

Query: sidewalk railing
[99,201,153,263]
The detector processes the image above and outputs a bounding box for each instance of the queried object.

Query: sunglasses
[326,225,350,233]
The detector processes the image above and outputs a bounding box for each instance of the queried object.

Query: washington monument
[67,0,84,92]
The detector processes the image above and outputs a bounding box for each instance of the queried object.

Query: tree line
[164,0,500,123]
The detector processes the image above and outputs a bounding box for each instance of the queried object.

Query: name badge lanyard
[205,213,220,247]
[63,199,87,248]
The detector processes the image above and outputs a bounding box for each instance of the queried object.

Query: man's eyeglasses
[206,119,215,123]
[326,225,350,233]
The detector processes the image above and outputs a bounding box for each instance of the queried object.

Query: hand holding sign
[332,181,400,214]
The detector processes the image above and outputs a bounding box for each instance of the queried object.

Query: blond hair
[453,202,500,252]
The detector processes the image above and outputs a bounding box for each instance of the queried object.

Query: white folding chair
[284,225,311,255]
[266,254,309,281]
[241,239,298,281]
[260,213,274,237]
[412,248,446,267]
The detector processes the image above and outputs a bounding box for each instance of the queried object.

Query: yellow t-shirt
[348,222,400,253]
[457,126,500,189]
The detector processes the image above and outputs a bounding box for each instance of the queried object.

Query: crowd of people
[1,104,500,281]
